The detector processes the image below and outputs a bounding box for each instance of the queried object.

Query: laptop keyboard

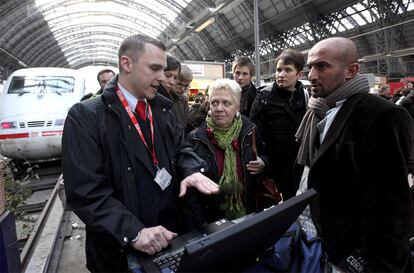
[154,247,184,271]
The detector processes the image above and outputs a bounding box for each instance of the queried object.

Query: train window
[8,76,75,95]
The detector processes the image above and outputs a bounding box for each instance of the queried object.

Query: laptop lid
[178,188,317,272]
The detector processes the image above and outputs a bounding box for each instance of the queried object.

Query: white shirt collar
[117,82,147,111]
[317,99,346,144]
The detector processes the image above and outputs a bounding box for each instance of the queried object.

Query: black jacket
[188,116,269,225]
[240,82,257,117]
[80,88,104,101]
[157,85,189,128]
[62,76,206,272]
[250,81,307,199]
[308,93,414,272]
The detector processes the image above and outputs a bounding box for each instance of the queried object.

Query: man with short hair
[62,34,219,272]
[250,49,307,200]
[378,84,391,100]
[296,37,414,272]
[175,64,193,96]
[232,57,257,117]
[157,54,189,128]
[81,68,115,101]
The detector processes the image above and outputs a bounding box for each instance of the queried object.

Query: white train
[0,68,85,160]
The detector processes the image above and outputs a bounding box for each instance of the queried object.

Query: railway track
[11,160,72,273]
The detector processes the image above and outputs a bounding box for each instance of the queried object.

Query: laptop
[131,188,317,273]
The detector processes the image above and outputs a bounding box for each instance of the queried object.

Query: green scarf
[206,115,245,219]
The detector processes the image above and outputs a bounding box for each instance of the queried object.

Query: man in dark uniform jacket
[62,34,219,272]
[296,37,414,272]
[81,68,115,101]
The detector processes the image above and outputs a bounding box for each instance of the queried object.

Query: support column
[254,0,260,86]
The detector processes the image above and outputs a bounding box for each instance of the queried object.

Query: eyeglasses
[176,82,190,89]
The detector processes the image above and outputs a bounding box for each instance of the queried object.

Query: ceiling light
[194,18,215,33]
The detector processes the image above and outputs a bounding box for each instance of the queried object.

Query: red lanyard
[116,87,158,166]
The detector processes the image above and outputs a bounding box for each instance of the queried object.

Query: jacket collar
[101,75,173,114]
[312,93,367,165]
[242,82,257,93]
[273,81,303,95]
[259,81,304,96]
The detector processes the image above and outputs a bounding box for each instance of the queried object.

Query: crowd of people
[62,34,414,272]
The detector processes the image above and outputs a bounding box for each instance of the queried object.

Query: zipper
[289,91,294,109]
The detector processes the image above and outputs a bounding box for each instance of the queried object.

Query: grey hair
[208,78,241,104]
[177,64,193,81]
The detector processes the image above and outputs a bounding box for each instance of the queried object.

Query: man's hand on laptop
[179,172,219,197]
[132,226,177,255]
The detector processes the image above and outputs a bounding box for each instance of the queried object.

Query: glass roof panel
[337,24,346,32]
[340,18,353,30]
[353,3,365,12]
[407,1,414,11]
[360,10,373,23]
[175,0,192,8]
[34,0,190,66]
[351,13,367,26]
[345,7,356,15]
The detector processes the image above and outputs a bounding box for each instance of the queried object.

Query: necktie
[135,100,147,121]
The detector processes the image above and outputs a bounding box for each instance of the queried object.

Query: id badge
[154,167,172,191]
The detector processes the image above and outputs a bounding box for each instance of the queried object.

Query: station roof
[0,0,413,79]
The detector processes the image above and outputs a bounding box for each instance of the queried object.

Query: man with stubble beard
[296,37,414,272]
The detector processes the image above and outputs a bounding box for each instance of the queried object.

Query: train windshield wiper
[18,90,30,96]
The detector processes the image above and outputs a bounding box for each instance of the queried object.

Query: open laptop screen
[178,188,317,272]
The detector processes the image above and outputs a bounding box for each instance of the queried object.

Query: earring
[235,112,240,119]
[207,110,212,117]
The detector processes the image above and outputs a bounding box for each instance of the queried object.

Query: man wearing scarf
[296,37,414,272]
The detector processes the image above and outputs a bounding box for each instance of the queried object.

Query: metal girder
[61,39,119,55]
[27,39,69,67]
[0,0,191,70]
[242,0,276,43]
[51,23,143,40]
[182,42,203,61]
[71,58,118,69]
[38,0,182,31]
[26,29,124,66]
[64,48,118,61]
[65,52,117,65]
[370,0,409,75]
[300,0,334,41]
[174,46,187,61]
[337,9,373,56]
[8,23,62,65]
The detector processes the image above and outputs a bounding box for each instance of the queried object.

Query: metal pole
[0,47,29,67]
[254,0,260,86]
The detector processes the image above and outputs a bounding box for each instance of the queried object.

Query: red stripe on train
[41,131,63,137]
[0,131,63,139]
[0,133,30,139]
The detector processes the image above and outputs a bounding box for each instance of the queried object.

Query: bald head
[310,37,358,66]
[307,37,360,98]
